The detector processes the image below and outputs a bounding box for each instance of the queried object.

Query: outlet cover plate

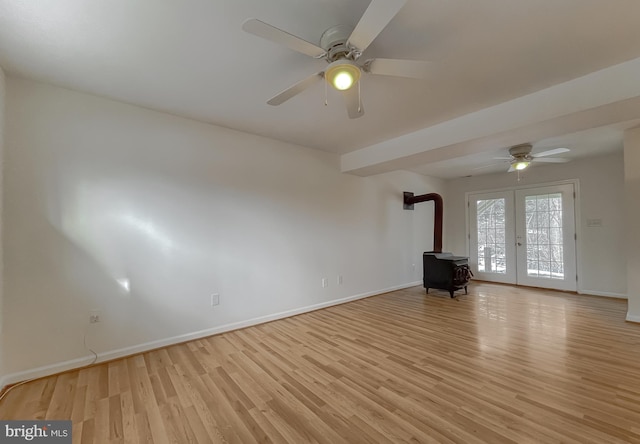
[89,310,101,324]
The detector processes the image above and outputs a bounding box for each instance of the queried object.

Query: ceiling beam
[341,57,640,176]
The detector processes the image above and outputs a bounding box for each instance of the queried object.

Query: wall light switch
[586,218,603,227]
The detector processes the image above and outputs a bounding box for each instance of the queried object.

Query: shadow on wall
[3,220,174,372]
[40,173,296,343]
[6,163,335,374]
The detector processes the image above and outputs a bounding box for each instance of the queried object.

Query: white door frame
[465,179,581,291]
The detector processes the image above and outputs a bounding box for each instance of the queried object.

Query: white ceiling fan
[473,143,571,173]
[499,144,570,172]
[242,0,430,119]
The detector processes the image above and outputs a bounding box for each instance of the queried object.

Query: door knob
[517,242,522,246]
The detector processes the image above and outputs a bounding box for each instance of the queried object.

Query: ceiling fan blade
[267,72,324,106]
[493,156,513,160]
[342,87,365,119]
[242,19,326,58]
[347,0,406,52]
[365,58,430,79]
[532,147,570,158]
[532,157,570,163]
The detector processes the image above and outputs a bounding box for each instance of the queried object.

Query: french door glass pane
[525,193,564,279]
[476,198,506,274]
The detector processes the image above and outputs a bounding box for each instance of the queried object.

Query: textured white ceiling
[1,0,640,175]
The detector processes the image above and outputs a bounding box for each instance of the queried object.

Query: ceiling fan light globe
[513,160,530,170]
[325,60,361,91]
[333,72,355,90]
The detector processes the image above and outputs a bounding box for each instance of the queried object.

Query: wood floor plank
[120,390,138,444]
[1,282,640,443]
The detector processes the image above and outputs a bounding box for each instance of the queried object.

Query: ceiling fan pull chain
[358,80,362,113]
[324,79,328,106]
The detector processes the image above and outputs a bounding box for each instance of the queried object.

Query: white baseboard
[0,281,422,389]
[626,313,640,323]
[577,290,627,299]
[0,355,95,393]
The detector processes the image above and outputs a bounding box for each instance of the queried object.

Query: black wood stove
[423,252,472,298]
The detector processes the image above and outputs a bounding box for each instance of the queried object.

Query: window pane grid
[525,193,564,279]
[476,198,506,274]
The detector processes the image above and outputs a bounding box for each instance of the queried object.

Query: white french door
[515,184,576,291]
[469,183,577,291]
[469,191,517,284]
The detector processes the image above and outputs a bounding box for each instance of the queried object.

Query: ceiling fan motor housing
[320,25,357,61]
[509,143,532,156]
[509,143,533,161]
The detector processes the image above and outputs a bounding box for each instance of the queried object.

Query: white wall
[0,66,5,381]
[624,128,640,321]
[2,77,443,383]
[443,152,626,298]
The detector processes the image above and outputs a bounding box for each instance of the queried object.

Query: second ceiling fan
[242,0,429,119]
[499,144,570,172]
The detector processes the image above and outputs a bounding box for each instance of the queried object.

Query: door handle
[517,242,522,246]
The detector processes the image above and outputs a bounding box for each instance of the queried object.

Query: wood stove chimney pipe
[403,192,443,253]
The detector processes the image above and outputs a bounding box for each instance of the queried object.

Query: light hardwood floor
[2,283,640,443]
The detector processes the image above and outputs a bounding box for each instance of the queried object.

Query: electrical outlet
[321,278,328,288]
[89,310,101,324]
[337,275,343,285]
[211,293,220,307]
